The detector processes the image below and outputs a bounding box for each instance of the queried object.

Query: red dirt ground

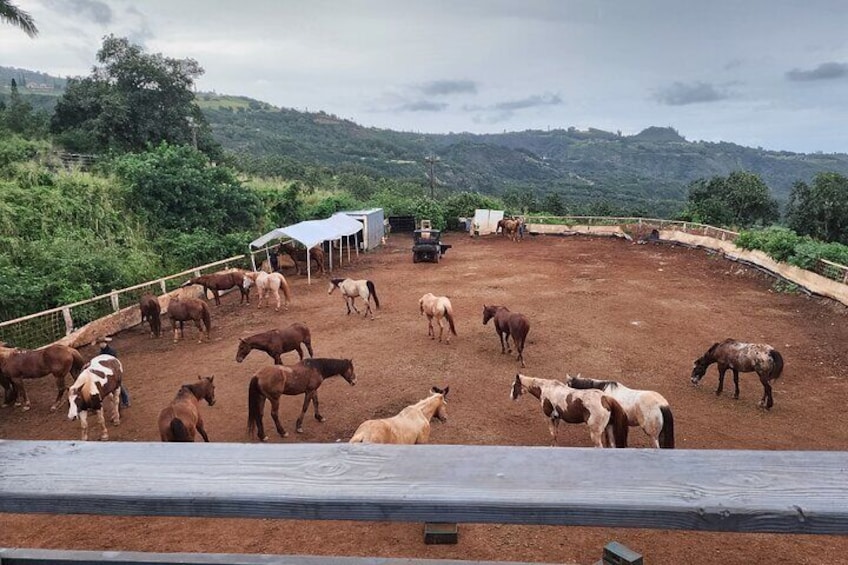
[2,233,848,565]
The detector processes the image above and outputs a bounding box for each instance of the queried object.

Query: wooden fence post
[61,307,73,335]
[110,291,120,312]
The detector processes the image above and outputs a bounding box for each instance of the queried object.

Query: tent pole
[307,249,311,285]
[329,241,333,271]
[250,247,257,272]
[347,235,351,262]
[356,232,360,256]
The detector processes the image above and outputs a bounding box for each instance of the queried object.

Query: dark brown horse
[482,305,531,367]
[0,343,84,411]
[139,294,162,338]
[183,270,250,306]
[247,358,356,441]
[168,297,212,343]
[236,323,314,365]
[158,376,216,442]
[281,242,326,275]
[691,338,784,410]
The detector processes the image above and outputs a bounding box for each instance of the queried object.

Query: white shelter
[473,209,505,235]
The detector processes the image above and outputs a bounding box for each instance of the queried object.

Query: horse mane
[303,357,350,376]
[330,278,344,286]
[567,376,616,391]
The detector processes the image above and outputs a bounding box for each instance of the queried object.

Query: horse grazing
[482,305,531,367]
[168,297,212,343]
[510,374,628,448]
[139,294,162,338]
[236,323,315,365]
[0,343,85,411]
[67,355,123,441]
[328,278,380,319]
[281,242,326,276]
[691,338,785,410]
[183,270,250,306]
[242,271,292,312]
[566,374,674,448]
[247,358,356,441]
[419,293,457,344]
[158,376,216,442]
[349,386,450,444]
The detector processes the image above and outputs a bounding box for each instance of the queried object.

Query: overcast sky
[2,0,847,153]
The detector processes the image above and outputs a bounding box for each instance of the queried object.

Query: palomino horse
[349,386,450,444]
[235,323,315,365]
[139,294,162,338]
[510,374,628,448]
[67,354,123,441]
[328,278,380,319]
[242,271,292,312]
[566,374,674,448]
[183,270,250,306]
[691,338,785,410]
[168,297,212,343]
[482,305,531,367]
[158,376,216,442]
[419,293,457,344]
[247,358,356,441]
[0,343,84,411]
[281,242,326,276]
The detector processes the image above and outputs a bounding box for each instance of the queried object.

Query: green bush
[736,227,848,273]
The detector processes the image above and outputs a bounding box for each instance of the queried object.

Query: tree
[541,192,566,215]
[786,172,848,244]
[0,0,38,37]
[683,172,779,228]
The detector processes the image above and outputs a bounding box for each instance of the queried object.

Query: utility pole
[424,154,440,198]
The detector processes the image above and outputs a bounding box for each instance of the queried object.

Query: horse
[67,354,123,441]
[349,386,450,444]
[168,297,212,343]
[0,343,85,411]
[482,305,531,367]
[419,293,457,344]
[242,271,292,312]
[247,358,356,441]
[328,278,380,320]
[510,373,628,448]
[281,242,326,276]
[139,294,162,338]
[157,376,216,442]
[499,218,522,242]
[690,338,784,410]
[566,374,674,448]
[235,323,315,365]
[183,270,250,306]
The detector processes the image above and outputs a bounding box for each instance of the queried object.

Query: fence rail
[525,215,740,241]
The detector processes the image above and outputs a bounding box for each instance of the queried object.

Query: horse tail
[602,396,629,448]
[200,302,212,332]
[70,348,85,377]
[769,349,784,381]
[659,405,675,449]
[366,280,380,309]
[279,275,293,306]
[445,304,458,336]
[247,376,263,438]
[169,418,192,442]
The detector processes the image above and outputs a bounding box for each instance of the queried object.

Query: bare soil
[2,233,848,565]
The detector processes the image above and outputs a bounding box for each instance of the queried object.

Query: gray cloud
[493,93,563,111]
[418,80,477,96]
[654,81,729,105]
[786,62,848,82]
[45,0,113,25]
[396,100,448,112]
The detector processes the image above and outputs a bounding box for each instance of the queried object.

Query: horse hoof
[49,406,57,413]
[22,405,31,412]
[316,416,326,422]
[260,436,269,442]
[296,427,304,434]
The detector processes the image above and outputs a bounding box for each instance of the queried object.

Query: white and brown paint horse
[510,374,628,448]
[67,354,123,441]
[691,338,784,410]
[328,278,380,319]
[566,374,674,448]
[242,271,293,312]
[419,293,457,344]
[349,386,449,444]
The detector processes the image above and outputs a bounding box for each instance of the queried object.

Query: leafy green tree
[683,172,779,227]
[412,197,446,230]
[786,172,848,245]
[0,0,38,37]
[541,192,566,215]
[442,191,502,229]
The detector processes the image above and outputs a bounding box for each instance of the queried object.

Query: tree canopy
[786,172,848,245]
[0,0,38,37]
[683,172,780,228]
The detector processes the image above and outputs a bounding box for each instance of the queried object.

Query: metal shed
[342,208,385,251]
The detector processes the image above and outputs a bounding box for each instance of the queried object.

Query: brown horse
[235,323,315,365]
[281,242,326,275]
[349,386,450,444]
[139,294,162,338]
[501,218,522,242]
[482,305,531,367]
[183,270,251,306]
[247,358,356,441]
[168,297,212,343]
[0,343,85,411]
[691,338,784,410]
[67,354,123,441]
[158,376,216,442]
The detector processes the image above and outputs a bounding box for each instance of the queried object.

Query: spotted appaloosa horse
[482,305,531,367]
[0,343,85,411]
[690,338,784,409]
[67,354,123,441]
[328,278,380,319]
[349,386,449,444]
[419,293,457,344]
[158,376,216,442]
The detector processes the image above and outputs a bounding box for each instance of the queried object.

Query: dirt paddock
[2,233,848,564]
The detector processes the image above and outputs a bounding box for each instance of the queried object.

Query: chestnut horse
[328,278,380,319]
[183,270,250,306]
[501,218,522,242]
[158,376,216,442]
[690,338,784,409]
[566,374,674,448]
[0,343,84,411]
[482,305,531,367]
[139,294,162,338]
[168,297,212,343]
[247,358,356,441]
[349,386,450,444]
[235,323,314,365]
[510,374,628,448]
[67,354,123,441]
[419,293,457,344]
[242,271,292,311]
[281,242,326,275]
